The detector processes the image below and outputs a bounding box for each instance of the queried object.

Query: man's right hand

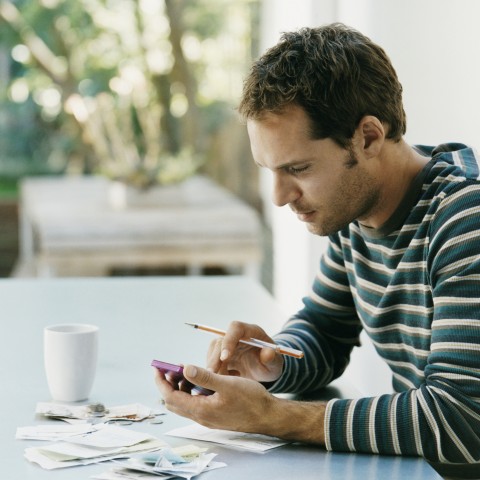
[206,321,284,383]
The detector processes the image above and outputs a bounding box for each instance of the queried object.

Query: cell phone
[151,360,214,396]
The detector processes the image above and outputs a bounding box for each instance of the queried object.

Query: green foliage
[0,98,70,178]
[0,0,259,186]
[183,0,225,39]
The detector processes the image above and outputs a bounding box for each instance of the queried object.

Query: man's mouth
[293,209,316,222]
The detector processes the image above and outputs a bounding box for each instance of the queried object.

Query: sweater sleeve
[325,183,480,464]
[270,235,363,394]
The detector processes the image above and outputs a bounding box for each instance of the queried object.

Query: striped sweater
[270,143,480,465]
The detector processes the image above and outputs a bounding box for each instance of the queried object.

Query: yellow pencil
[185,322,304,359]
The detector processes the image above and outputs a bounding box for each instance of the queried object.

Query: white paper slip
[23,424,167,470]
[25,438,165,470]
[37,441,123,460]
[166,423,290,452]
[16,423,96,441]
[36,402,90,422]
[67,424,155,448]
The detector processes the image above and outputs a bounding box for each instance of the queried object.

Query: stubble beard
[303,152,381,237]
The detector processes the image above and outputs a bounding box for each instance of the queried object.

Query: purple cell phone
[151,360,214,396]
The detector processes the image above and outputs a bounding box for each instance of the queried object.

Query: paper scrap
[92,460,226,479]
[25,438,165,470]
[24,424,166,470]
[36,402,158,423]
[166,423,289,451]
[67,424,154,448]
[93,444,226,479]
[16,423,97,441]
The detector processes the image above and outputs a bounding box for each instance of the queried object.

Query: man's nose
[272,173,300,207]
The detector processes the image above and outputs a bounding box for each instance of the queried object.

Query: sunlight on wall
[259,0,336,317]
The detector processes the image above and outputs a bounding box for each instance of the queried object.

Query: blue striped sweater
[270,143,480,465]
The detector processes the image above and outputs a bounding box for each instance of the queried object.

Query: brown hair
[238,23,406,148]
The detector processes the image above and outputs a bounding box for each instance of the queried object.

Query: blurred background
[1,0,480,394]
[0,0,263,279]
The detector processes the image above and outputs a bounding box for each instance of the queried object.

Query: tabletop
[0,276,443,479]
[17,176,262,278]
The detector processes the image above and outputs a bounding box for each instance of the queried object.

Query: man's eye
[288,165,310,174]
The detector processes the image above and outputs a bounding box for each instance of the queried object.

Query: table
[17,175,263,278]
[0,276,443,479]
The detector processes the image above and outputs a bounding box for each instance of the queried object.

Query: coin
[149,418,164,424]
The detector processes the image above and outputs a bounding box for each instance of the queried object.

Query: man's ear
[356,115,385,158]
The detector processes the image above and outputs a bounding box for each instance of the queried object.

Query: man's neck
[360,140,430,229]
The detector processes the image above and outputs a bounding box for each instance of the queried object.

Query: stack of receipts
[93,444,226,480]
[36,402,158,424]
[23,424,166,470]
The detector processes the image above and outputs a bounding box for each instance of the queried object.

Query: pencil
[185,322,304,359]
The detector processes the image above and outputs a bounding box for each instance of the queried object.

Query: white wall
[340,0,480,147]
[259,0,337,317]
[258,0,480,395]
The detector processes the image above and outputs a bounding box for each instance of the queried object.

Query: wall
[339,0,480,147]
[258,0,480,395]
[259,0,337,317]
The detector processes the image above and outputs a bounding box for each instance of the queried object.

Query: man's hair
[238,23,406,148]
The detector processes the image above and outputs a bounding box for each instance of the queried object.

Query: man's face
[247,105,381,236]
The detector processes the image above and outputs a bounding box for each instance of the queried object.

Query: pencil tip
[185,322,196,328]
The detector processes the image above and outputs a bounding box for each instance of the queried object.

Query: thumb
[184,364,222,392]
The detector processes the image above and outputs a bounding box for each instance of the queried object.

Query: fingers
[259,347,275,367]
[220,321,270,361]
[154,362,279,433]
[207,321,266,373]
[153,366,191,395]
[153,367,173,394]
[183,364,222,393]
[219,321,246,362]
[154,366,203,418]
[207,337,223,372]
[205,321,284,381]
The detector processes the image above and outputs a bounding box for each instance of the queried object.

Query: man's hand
[154,364,326,445]
[206,321,284,382]
[155,364,276,432]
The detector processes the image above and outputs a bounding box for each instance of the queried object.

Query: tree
[0,0,259,188]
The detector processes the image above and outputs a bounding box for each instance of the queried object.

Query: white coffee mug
[44,324,99,402]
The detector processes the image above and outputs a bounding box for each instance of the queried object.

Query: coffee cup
[44,324,99,402]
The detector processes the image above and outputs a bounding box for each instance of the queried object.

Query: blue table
[0,276,443,479]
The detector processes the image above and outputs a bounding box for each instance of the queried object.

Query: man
[155,23,480,475]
